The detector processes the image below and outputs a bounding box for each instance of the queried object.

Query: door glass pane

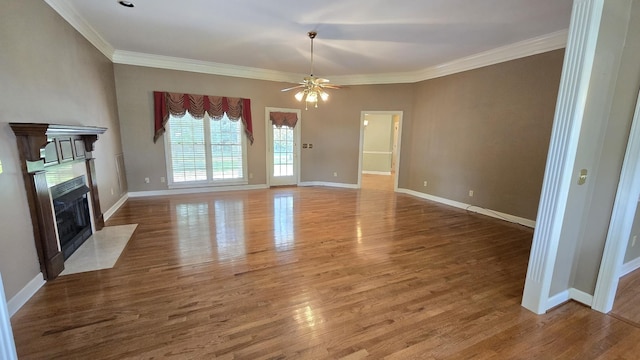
[273,125,294,177]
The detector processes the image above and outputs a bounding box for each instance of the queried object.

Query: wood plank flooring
[11,178,640,359]
[611,268,640,327]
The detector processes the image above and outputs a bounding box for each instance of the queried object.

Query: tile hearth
[60,224,137,276]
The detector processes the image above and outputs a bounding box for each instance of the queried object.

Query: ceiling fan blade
[316,78,331,83]
[281,85,305,92]
[321,84,342,89]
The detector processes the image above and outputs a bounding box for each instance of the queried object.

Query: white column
[0,274,18,360]
[521,0,604,314]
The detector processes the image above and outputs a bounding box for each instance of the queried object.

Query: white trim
[128,184,268,198]
[359,111,404,191]
[620,256,640,278]
[394,114,404,192]
[331,30,569,85]
[413,30,567,83]
[362,151,393,155]
[546,290,570,310]
[44,0,568,86]
[111,31,567,86]
[265,107,302,187]
[43,0,115,60]
[397,188,536,228]
[103,193,128,221]
[521,0,604,315]
[546,288,594,310]
[7,273,45,317]
[593,91,640,313]
[569,288,594,306]
[0,274,17,360]
[362,171,392,176]
[357,115,365,188]
[112,50,303,83]
[164,113,249,187]
[298,181,359,189]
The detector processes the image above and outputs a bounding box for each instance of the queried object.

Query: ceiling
[45,0,573,84]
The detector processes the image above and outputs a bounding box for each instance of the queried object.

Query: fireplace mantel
[10,123,107,280]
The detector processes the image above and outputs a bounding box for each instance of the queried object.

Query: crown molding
[413,29,569,82]
[44,0,115,60]
[331,29,569,85]
[114,29,567,85]
[44,0,567,85]
[111,51,304,83]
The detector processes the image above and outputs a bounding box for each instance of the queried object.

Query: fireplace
[50,176,92,260]
[10,123,107,280]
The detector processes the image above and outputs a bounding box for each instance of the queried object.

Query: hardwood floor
[361,174,394,191]
[611,269,640,327]
[11,184,640,359]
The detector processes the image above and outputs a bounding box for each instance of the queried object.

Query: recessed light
[118,1,134,8]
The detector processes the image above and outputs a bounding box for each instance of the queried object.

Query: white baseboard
[128,184,269,197]
[298,181,359,189]
[545,288,593,311]
[103,193,128,221]
[396,188,536,228]
[8,273,45,317]
[568,288,594,306]
[362,171,392,175]
[620,256,640,277]
[546,290,570,310]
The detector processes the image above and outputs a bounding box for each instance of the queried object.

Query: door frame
[592,89,640,313]
[358,110,404,190]
[265,107,301,187]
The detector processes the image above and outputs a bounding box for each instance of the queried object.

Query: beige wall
[404,50,564,220]
[0,0,124,299]
[113,65,414,190]
[550,0,640,296]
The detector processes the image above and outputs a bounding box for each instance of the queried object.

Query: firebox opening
[50,176,92,260]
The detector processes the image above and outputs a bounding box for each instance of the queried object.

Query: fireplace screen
[50,176,92,260]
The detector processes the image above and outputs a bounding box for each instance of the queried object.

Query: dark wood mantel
[10,123,107,280]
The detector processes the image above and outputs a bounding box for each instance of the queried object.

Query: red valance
[153,91,253,144]
[269,111,298,128]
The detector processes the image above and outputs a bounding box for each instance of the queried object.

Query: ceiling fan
[282,31,341,109]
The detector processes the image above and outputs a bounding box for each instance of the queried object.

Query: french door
[266,108,301,186]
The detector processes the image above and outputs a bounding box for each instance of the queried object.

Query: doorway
[358,111,403,190]
[265,107,301,186]
[593,89,640,313]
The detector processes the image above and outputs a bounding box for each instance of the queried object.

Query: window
[165,112,247,187]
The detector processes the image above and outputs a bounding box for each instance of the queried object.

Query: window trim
[163,112,248,189]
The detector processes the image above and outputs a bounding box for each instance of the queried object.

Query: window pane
[211,115,243,180]
[169,114,206,183]
[167,113,246,185]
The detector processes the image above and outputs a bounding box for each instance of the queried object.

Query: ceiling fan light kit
[282,31,341,110]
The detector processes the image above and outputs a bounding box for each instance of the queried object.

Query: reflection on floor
[611,268,640,327]
[60,224,138,276]
[361,173,394,191]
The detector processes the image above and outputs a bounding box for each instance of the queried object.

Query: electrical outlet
[144,177,150,184]
[160,176,166,183]
[469,190,474,197]
[249,173,253,179]
[423,181,428,187]
[333,172,338,177]
[110,188,114,195]
[633,235,637,247]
